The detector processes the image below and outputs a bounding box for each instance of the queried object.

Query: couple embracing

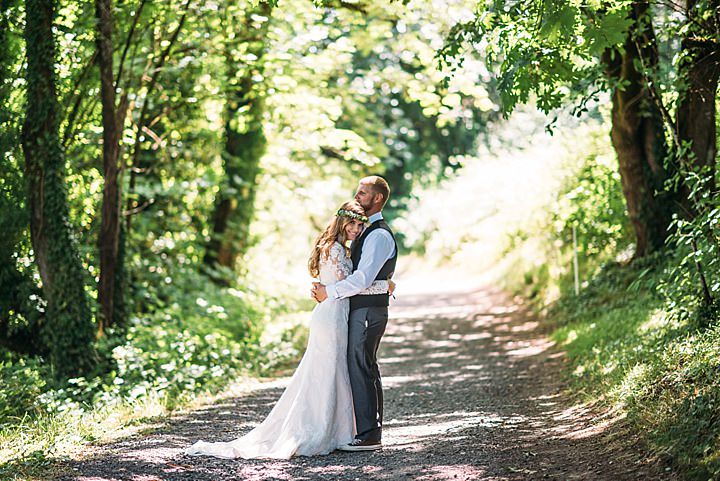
[186,175,398,459]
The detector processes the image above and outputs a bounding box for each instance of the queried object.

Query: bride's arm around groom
[313,175,398,451]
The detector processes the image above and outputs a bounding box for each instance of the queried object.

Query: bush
[548,257,720,479]
[0,357,49,424]
[501,127,631,306]
[0,261,280,425]
[501,129,720,479]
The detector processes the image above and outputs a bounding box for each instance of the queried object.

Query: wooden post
[573,225,580,296]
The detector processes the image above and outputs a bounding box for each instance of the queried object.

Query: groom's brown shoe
[338,439,382,452]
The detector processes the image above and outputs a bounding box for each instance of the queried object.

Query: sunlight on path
[57,278,672,481]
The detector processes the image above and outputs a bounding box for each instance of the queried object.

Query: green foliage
[503,125,631,304]
[0,356,49,422]
[502,126,720,479]
[660,162,720,325]
[23,0,96,378]
[0,264,269,423]
[204,1,273,268]
[339,2,497,216]
[0,97,36,351]
[0,0,31,336]
[439,0,633,115]
[549,256,720,479]
[550,137,631,260]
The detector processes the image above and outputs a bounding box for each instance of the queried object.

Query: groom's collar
[367,212,383,224]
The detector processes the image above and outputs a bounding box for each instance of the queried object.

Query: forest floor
[51,282,679,481]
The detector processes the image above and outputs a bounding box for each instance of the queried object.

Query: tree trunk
[95,0,128,336]
[204,3,271,276]
[21,0,96,377]
[675,0,720,204]
[601,2,673,258]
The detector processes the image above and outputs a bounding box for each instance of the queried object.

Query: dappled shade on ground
[55,286,676,480]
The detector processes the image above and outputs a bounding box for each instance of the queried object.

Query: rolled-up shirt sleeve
[325,230,395,300]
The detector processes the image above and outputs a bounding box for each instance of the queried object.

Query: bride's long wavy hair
[308,200,366,278]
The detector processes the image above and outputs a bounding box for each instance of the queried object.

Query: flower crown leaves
[337,209,368,223]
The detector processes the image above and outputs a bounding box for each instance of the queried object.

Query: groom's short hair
[360,175,390,208]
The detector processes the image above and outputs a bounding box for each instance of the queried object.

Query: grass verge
[516,253,720,480]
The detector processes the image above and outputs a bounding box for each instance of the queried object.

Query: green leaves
[441,0,634,114]
[539,3,576,43]
[583,9,633,57]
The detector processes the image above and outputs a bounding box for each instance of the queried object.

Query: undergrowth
[0,264,309,480]
[503,129,720,479]
[546,255,720,479]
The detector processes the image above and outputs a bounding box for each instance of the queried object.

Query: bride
[186,200,383,459]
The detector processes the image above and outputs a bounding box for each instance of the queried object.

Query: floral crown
[337,209,368,223]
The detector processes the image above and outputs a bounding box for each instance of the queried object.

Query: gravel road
[55,285,678,481]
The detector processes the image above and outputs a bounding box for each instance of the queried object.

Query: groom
[312,175,397,452]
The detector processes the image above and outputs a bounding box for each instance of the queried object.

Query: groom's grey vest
[349,219,397,311]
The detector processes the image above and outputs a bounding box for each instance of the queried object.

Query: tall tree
[601,3,672,256]
[124,0,192,233]
[21,0,96,377]
[675,0,720,199]
[440,0,675,257]
[96,0,129,336]
[97,0,193,334]
[204,1,272,276]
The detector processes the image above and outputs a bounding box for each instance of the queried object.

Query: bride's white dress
[185,242,355,459]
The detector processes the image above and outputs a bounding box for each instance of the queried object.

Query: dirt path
[55,286,678,481]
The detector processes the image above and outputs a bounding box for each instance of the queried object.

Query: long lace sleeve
[320,242,352,283]
[360,280,390,295]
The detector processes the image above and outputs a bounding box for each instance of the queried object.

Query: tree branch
[115,0,148,91]
[60,51,98,143]
[633,37,680,146]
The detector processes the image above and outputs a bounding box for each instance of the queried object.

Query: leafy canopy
[439,0,634,114]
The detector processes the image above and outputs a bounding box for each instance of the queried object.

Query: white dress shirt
[326,212,396,300]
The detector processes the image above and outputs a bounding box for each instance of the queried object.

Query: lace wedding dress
[185,242,355,459]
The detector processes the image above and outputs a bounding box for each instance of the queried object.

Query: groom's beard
[358,199,373,212]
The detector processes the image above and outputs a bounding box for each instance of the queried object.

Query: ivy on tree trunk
[21,0,96,378]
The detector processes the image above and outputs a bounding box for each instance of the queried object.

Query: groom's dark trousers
[347,305,388,442]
